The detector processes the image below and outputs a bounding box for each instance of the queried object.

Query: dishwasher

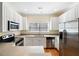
[46,37,55,48]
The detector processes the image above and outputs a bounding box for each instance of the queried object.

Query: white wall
[2,3,23,32]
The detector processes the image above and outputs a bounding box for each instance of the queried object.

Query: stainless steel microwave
[8,21,19,31]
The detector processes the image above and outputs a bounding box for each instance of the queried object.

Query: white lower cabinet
[33,38,41,46]
[24,38,33,46]
[24,37,46,48]
[55,36,59,50]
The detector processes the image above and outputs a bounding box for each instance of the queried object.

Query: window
[39,23,48,31]
[29,23,48,32]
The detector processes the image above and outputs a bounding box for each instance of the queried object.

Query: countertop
[20,32,59,35]
[15,34,59,38]
[0,43,51,56]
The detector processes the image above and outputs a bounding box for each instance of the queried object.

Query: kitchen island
[0,43,50,56]
[15,34,59,50]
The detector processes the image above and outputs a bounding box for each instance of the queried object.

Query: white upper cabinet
[75,4,79,18]
[59,23,65,32]
[52,17,59,30]
[49,17,59,30]
[59,14,65,23]
[64,7,76,22]
[2,3,23,32]
[59,4,79,23]
[65,20,78,32]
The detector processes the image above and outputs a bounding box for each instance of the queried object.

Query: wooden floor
[44,48,59,56]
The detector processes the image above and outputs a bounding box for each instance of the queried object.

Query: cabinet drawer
[24,38,33,46]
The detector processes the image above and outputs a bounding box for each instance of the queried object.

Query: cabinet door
[69,8,76,21]
[61,7,76,23]
[65,10,72,22]
[39,38,46,48]
[52,18,59,30]
[59,23,65,32]
[24,37,46,47]
[65,20,78,32]
[75,4,79,18]
[32,38,46,48]
[32,38,40,46]
[59,14,65,23]
[24,38,33,46]
[55,36,59,50]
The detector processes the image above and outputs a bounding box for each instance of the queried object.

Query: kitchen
[0,2,79,56]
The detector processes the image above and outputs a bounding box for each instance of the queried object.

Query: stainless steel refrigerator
[59,18,79,56]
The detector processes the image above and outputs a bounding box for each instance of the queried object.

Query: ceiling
[5,2,78,16]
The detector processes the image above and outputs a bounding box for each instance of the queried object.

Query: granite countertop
[15,34,59,38]
[0,33,4,36]
[0,43,50,56]
[20,30,59,35]
[21,32,59,35]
